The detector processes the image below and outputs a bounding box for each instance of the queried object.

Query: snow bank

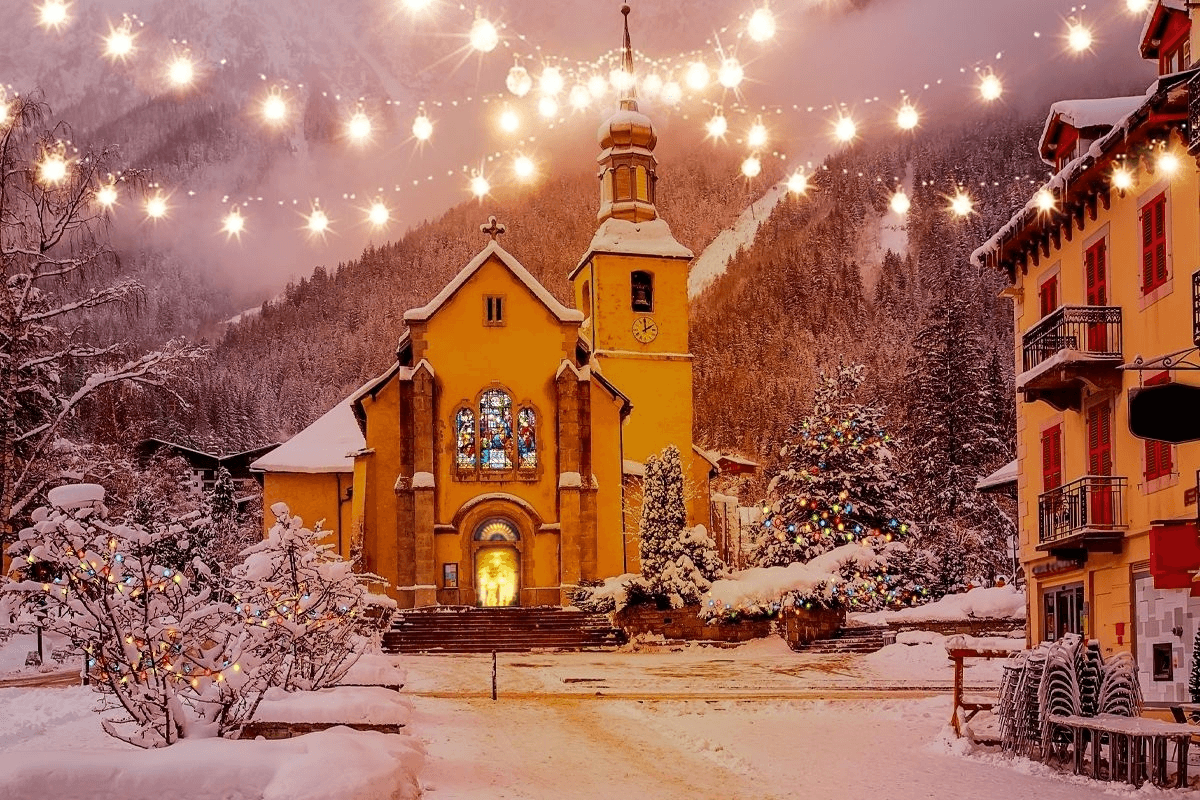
[46,483,105,510]
[0,727,424,800]
[849,586,1027,626]
[253,686,410,726]
[339,654,406,688]
[702,543,885,616]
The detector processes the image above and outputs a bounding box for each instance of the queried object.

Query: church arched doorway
[473,518,521,608]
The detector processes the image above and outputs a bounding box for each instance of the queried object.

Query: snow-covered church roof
[250,396,365,474]
[569,217,693,279]
[405,239,583,324]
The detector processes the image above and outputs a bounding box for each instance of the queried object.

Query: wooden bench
[1048,713,1194,788]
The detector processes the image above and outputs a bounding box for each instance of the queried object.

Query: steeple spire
[594,3,659,223]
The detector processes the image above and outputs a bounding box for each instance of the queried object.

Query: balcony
[1018,306,1123,410]
[1189,70,1200,156]
[1037,475,1127,556]
[1192,269,1200,346]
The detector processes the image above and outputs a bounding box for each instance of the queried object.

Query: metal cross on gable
[480,215,506,240]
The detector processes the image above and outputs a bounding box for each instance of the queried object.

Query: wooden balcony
[1018,306,1123,410]
[1037,475,1127,557]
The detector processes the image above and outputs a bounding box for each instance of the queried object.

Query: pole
[491,649,497,701]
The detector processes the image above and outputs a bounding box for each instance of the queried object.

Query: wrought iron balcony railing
[1038,475,1127,547]
[1192,270,1200,347]
[1189,70,1200,155]
[1022,305,1123,373]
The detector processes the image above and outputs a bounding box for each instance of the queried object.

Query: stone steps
[382,606,626,654]
[792,625,890,655]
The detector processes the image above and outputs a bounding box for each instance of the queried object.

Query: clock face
[632,316,659,343]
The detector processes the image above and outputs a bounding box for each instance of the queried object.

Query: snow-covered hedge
[849,585,1026,626]
[699,543,886,619]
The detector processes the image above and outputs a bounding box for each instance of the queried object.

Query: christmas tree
[752,363,916,567]
[637,445,726,608]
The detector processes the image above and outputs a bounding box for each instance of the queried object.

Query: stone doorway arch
[454,497,541,607]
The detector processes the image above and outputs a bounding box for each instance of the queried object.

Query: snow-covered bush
[227,503,379,692]
[1,486,275,746]
[636,446,726,609]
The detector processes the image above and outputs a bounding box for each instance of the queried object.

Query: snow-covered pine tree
[904,267,1013,592]
[637,445,725,608]
[203,466,259,572]
[751,363,918,573]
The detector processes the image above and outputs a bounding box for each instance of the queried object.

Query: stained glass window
[517,408,537,470]
[479,390,513,470]
[455,408,476,469]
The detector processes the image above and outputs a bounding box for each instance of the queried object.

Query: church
[252,13,715,608]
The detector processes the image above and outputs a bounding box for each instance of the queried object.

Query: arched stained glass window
[479,389,513,470]
[517,408,537,470]
[455,408,476,469]
[473,517,520,541]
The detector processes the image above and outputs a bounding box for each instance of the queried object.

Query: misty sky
[0,0,1157,305]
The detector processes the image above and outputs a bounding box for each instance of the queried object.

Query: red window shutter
[1087,401,1112,476]
[1085,240,1107,305]
[1039,275,1058,318]
[1144,372,1173,480]
[1142,194,1168,292]
[1042,425,1063,491]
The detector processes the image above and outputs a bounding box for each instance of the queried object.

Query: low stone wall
[782,607,846,650]
[883,618,1025,637]
[238,721,404,740]
[614,605,774,643]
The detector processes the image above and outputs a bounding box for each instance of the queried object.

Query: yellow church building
[252,20,716,609]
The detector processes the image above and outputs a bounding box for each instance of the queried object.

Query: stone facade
[782,607,847,650]
[614,606,775,643]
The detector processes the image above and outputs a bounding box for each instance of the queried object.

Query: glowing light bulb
[1125,0,1150,13]
[469,17,499,53]
[834,116,857,142]
[104,22,135,60]
[539,67,564,96]
[890,191,911,215]
[979,74,1003,101]
[717,57,744,89]
[787,171,808,195]
[222,209,245,237]
[1067,22,1093,53]
[96,184,118,207]
[38,1,69,30]
[1112,166,1134,191]
[38,153,68,185]
[145,194,168,219]
[168,57,195,88]
[499,108,519,133]
[367,202,389,227]
[262,94,287,123]
[1157,151,1180,174]
[705,113,728,139]
[950,191,973,216]
[587,74,608,98]
[609,68,634,93]
[403,0,433,10]
[741,156,762,178]
[470,174,490,198]
[748,7,776,42]
[569,84,591,110]
[412,111,433,141]
[747,121,768,148]
[346,111,372,142]
[1035,189,1055,212]
[685,61,710,90]
[896,103,919,131]
[538,95,558,118]
[307,208,329,234]
[661,81,683,105]
[506,64,532,97]
[513,155,535,179]
[642,73,663,96]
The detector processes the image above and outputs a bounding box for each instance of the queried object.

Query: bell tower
[569,5,707,526]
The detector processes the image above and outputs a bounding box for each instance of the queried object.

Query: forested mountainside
[693,111,1044,475]
[106,147,776,451]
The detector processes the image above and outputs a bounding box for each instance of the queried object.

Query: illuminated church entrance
[474,518,520,607]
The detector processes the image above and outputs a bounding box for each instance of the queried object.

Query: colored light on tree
[96,184,118,207]
[38,153,68,185]
[747,7,776,42]
[950,191,973,216]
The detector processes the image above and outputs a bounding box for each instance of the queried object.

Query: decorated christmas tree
[637,445,726,608]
